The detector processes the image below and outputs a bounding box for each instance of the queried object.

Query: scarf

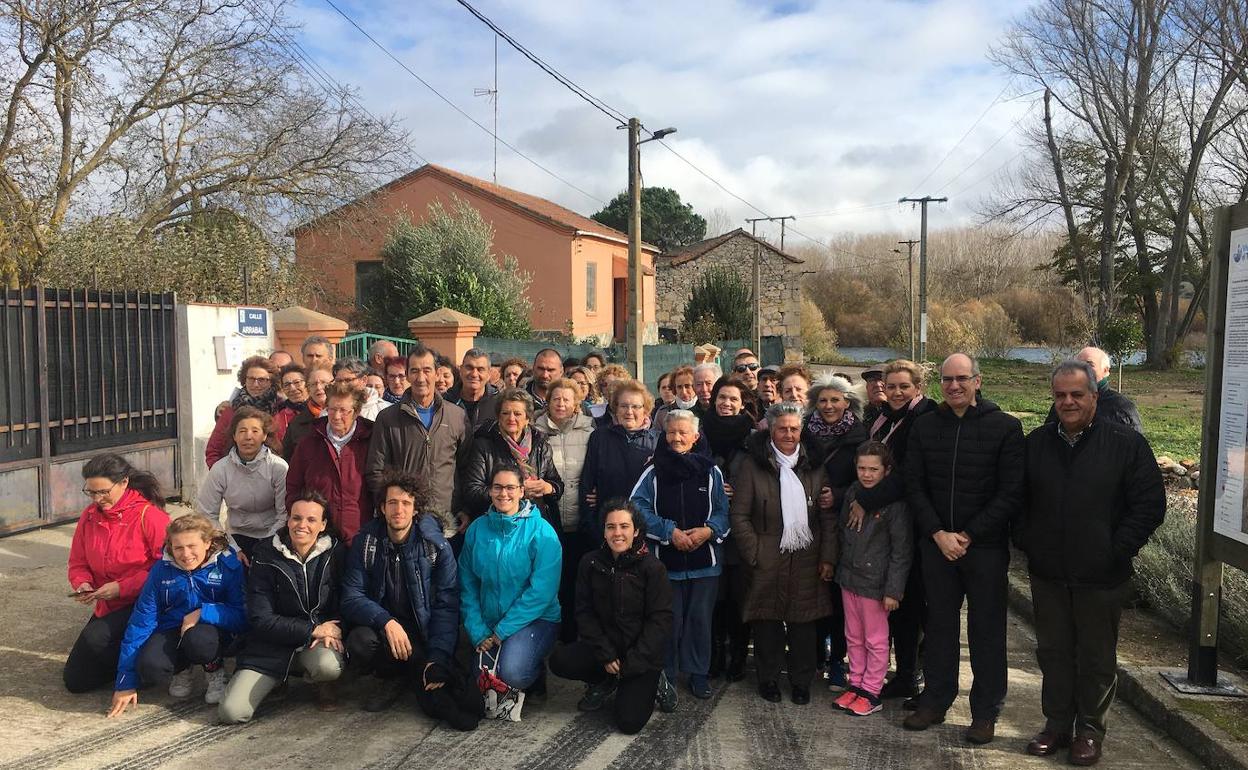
[503,427,537,479]
[772,441,813,553]
[870,395,925,444]
[382,389,405,405]
[805,407,857,440]
[653,433,714,482]
[701,410,755,462]
[673,395,698,410]
[231,386,279,414]
[306,401,324,418]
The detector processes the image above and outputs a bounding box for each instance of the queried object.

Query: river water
[836,347,1204,366]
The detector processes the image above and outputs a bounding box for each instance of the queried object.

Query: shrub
[681,266,752,341]
[801,296,839,362]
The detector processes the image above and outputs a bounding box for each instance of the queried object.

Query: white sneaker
[168,668,195,698]
[204,667,228,705]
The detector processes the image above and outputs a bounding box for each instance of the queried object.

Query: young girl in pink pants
[833,441,912,716]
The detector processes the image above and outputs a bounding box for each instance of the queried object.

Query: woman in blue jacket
[631,409,730,703]
[108,514,247,717]
[459,465,562,694]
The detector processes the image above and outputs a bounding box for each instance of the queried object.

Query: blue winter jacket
[459,500,562,645]
[631,446,730,581]
[339,515,459,666]
[115,547,247,690]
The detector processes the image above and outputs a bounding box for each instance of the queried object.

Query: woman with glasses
[206,356,281,468]
[382,355,409,405]
[282,366,334,460]
[64,454,172,693]
[360,372,390,421]
[272,363,309,446]
[578,380,659,537]
[459,465,562,706]
[286,381,375,545]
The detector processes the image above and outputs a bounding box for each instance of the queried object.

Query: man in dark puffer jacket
[902,353,1023,745]
[1018,360,1164,766]
[1042,346,1142,434]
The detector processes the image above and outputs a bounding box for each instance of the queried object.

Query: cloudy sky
[289,0,1040,247]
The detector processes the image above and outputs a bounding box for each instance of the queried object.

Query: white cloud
[289,0,1040,246]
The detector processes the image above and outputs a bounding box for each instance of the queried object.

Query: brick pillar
[407,308,483,361]
[273,306,349,364]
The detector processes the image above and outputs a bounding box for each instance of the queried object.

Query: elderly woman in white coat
[536,377,597,642]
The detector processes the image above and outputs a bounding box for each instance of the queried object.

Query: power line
[932,100,1038,194]
[907,82,1010,195]
[319,0,606,206]
[792,201,898,218]
[949,149,1025,199]
[454,0,627,126]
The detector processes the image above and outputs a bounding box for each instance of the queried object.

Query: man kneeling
[340,471,483,730]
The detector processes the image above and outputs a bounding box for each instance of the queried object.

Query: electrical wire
[792,201,899,218]
[906,82,1011,195]
[932,101,1037,194]
[320,0,606,205]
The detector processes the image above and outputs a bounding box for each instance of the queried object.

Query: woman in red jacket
[65,454,172,693]
[205,356,281,468]
[285,381,374,545]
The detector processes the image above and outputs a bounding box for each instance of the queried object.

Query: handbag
[477,645,525,722]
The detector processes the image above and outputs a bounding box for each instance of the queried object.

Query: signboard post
[1164,202,1248,696]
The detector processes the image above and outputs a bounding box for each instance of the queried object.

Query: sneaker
[847,693,882,716]
[363,677,404,713]
[833,689,860,710]
[577,678,618,712]
[203,666,228,705]
[825,660,848,692]
[689,674,712,700]
[168,668,194,698]
[656,671,678,713]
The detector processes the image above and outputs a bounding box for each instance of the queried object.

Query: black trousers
[1031,575,1127,737]
[549,641,660,735]
[815,584,848,668]
[64,605,134,693]
[232,534,262,564]
[918,541,1009,722]
[889,541,927,679]
[711,564,752,670]
[136,625,224,686]
[558,530,593,643]
[346,624,483,731]
[753,620,817,688]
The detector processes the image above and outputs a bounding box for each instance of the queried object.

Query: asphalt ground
[0,518,1203,770]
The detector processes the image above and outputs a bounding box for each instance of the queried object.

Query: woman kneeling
[109,515,246,717]
[218,491,347,722]
[550,500,673,734]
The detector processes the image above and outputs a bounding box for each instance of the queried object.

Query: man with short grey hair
[367,339,399,375]
[1018,359,1164,766]
[692,363,721,415]
[446,347,499,430]
[1044,346,1141,433]
[301,335,335,369]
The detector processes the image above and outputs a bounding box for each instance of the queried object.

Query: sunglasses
[734,363,760,373]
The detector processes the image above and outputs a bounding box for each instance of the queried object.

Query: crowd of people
[62,338,1165,764]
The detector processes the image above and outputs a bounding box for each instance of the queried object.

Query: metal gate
[0,288,179,534]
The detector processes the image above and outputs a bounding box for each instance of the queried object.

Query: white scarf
[674,395,698,410]
[772,441,813,553]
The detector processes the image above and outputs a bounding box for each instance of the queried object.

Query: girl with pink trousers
[833,441,912,716]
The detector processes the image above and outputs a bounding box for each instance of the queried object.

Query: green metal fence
[336,333,422,361]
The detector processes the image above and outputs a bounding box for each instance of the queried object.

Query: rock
[1171,465,1187,477]
[1180,459,1197,470]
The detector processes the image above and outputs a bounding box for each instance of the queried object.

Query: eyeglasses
[82,481,119,498]
[940,375,976,384]
[616,403,646,411]
[490,484,522,493]
[245,376,272,385]
[734,363,760,373]
[385,373,407,381]
[281,378,306,389]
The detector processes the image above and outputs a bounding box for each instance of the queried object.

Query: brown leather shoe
[1025,728,1072,756]
[315,682,339,712]
[902,707,946,731]
[964,719,995,745]
[1068,733,1102,766]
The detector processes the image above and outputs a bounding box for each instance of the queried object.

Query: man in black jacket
[1019,360,1164,766]
[902,353,1024,745]
[1043,346,1142,433]
[446,348,500,431]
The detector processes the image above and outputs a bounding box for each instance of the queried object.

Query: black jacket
[575,542,673,677]
[578,422,660,535]
[1018,418,1165,587]
[804,418,870,513]
[447,383,501,432]
[281,404,319,461]
[855,397,938,513]
[461,423,564,531]
[237,532,346,680]
[1044,383,1142,434]
[905,398,1024,547]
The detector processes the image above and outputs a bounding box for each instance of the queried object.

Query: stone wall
[655,233,803,360]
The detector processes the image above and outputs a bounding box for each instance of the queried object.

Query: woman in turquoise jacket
[460,464,562,692]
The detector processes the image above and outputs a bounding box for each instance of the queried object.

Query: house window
[355,261,383,310]
[586,262,598,313]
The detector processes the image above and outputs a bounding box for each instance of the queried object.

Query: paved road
[0,521,1202,770]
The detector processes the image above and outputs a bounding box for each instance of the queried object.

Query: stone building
[655,228,804,360]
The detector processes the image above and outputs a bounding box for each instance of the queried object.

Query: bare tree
[0,0,408,285]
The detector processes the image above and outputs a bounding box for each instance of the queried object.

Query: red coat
[67,489,171,617]
[271,402,302,446]
[205,406,234,469]
[285,417,375,545]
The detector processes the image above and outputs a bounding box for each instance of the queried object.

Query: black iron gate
[0,288,179,534]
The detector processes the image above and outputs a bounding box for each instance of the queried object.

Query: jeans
[549,641,660,735]
[668,576,717,679]
[483,619,559,690]
[842,588,891,697]
[136,625,224,687]
[64,605,134,693]
[218,646,345,723]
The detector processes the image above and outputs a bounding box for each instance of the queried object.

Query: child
[833,441,912,716]
[108,515,247,717]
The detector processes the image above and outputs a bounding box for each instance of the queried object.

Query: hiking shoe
[203,666,228,705]
[833,689,860,710]
[656,671,678,713]
[825,660,848,692]
[847,693,882,716]
[689,674,712,700]
[168,668,195,698]
[577,678,617,712]
[902,706,947,731]
[363,677,404,712]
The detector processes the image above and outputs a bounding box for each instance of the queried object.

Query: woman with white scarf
[730,401,837,705]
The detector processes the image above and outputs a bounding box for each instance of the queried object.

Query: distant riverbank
[833,346,1206,367]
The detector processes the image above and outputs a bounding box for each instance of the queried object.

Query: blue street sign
[237,307,268,337]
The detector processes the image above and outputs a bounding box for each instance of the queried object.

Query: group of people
[61,338,1164,764]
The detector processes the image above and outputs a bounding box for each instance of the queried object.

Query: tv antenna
[473,35,499,183]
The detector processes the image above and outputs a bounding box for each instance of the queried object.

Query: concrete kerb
[1004,567,1248,770]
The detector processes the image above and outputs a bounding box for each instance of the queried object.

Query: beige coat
[535,411,595,531]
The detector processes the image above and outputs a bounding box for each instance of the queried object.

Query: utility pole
[627,118,644,382]
[898,197,947,361]
[744,215,795,359]
[897,239,919,360]
[473,35,499,183]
